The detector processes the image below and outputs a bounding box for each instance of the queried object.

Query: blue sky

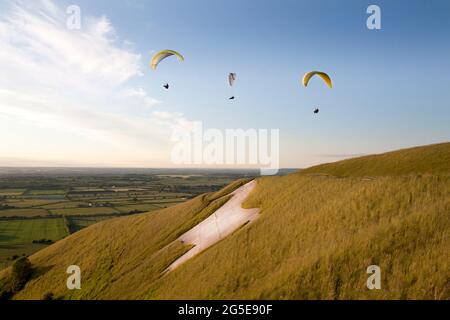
[0,0,449,168]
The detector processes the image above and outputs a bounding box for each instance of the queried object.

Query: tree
[0,287,13,300]
[42,292,54,300]
[11,257,33,291]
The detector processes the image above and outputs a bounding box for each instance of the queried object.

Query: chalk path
[167,180,259,271]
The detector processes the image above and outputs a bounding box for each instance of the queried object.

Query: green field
[0,219,67,245]
[40,201,84,209]
[114,204,160,213]
[49,207,120,216]
[27,189,67,195]
[0,189,25,196]
[0,218,68,269]
[5,199,62,208]
[0,209,50,218]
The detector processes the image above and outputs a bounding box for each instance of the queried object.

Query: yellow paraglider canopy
[150,50,184,70]
[302,71,333,88]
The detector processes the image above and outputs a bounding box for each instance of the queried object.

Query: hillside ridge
[1,143,448,300]
[301,142,450,177]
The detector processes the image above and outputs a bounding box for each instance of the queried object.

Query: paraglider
[150,50,184,70]
[228,73,236,87]
[228,73,236,100]
[302,71,332,115]
[302,71,333,89]
[150,50,184,91]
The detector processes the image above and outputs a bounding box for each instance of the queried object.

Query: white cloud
[0,0,192,167]
[121,87,160,108]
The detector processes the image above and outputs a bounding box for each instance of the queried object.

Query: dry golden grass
[301,142,450,177]
[1,144,449,300]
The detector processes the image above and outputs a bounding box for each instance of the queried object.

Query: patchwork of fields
[0,169,257,270]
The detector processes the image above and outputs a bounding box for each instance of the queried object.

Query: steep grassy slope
[1,143,449,300]
[302,142,450,177]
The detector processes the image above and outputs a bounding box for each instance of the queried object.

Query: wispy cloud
[0,0,191,167]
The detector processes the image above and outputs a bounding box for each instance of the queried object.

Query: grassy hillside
[301,142,450,177]
[0,178,250,299]
[1,143,449,300]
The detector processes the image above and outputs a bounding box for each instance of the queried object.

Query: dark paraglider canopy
[229,96,235,100]
[314,108,319,114]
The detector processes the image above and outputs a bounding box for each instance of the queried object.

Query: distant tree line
[32,239,54,245]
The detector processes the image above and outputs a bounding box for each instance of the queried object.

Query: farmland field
[4,199,63,208]
[0,218,67,244]
[0,168,261,270]
[0,208,50,218]
[114,204,160,213]
[27,189,67,195]
[0,189,25,196]
[49,207,120,216]
[0,218,68,270]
